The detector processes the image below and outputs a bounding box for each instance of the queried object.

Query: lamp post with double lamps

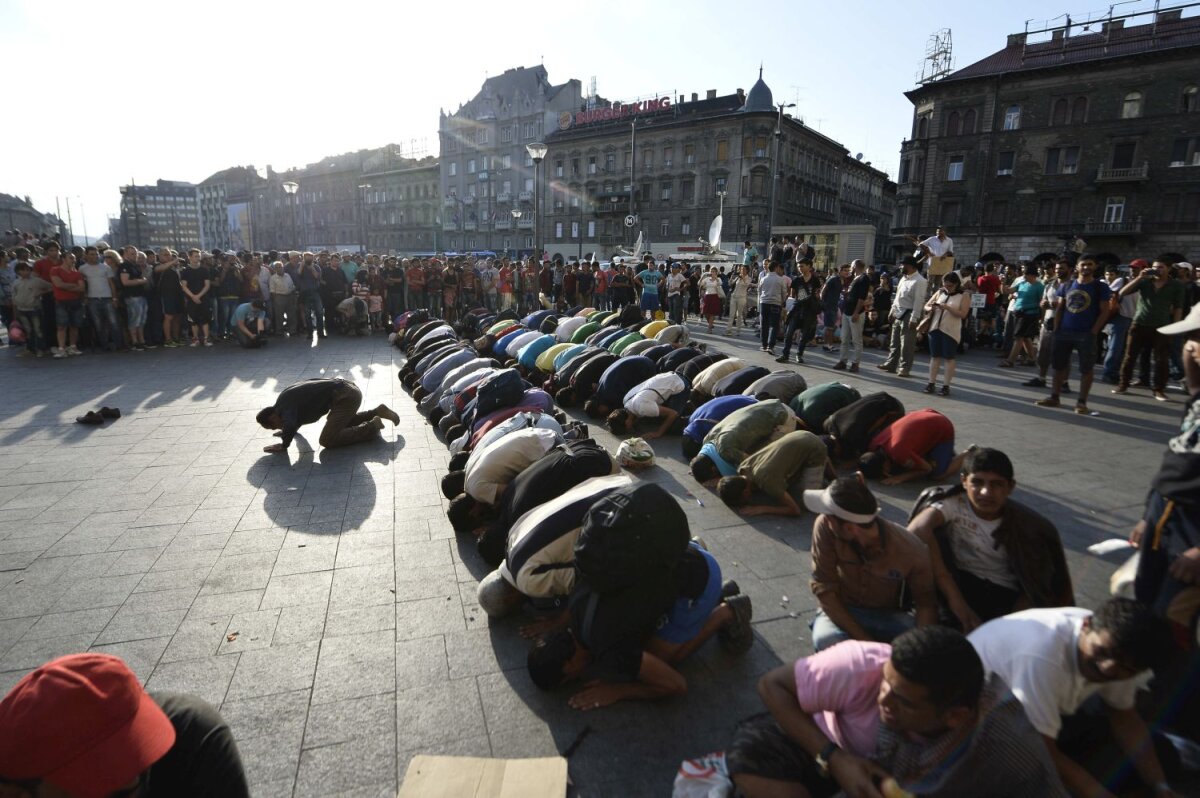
[766,102,795,244]
[357,183,372,254]
[282,181,299,250]
[526,142,548,262]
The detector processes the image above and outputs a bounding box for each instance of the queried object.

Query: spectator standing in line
[833,259,871,373]
[154,249,185,348]
[1036,254,1113,414]
[79,247,120,351]
[757,260,788,355]
[820,263,848,351]
[118,246,150,351]
[180,249,213,347]
[1102,263,1137,384]
[777,258,822,364]
[998,263,1045,368]
[50,251,85,357]
[11,259,52,356]
[268,261,297,336]
[922,272,970,396]
[1114,259,1184,401]
[878,255,927,376]
[725,264,752,337]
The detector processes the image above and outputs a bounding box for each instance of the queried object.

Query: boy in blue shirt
[634,258,663,318]
[1036,255,1112,414]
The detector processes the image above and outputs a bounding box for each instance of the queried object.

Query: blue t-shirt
[554,344,588,373]
[516,334,557,370]
[1057,279,1112,333]
[683,395,757,443]
[232,303,265,326]
[524,309,554,330]
[594,328,628,349]
[635,269,661,297]
[1013,279,1045,313]
[494,329,528,360]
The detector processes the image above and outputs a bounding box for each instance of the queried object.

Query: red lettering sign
[568,97,673,128]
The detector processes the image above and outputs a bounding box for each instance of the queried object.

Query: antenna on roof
[917,28,954,84]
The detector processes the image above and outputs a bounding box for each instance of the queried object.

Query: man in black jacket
[256,377,399,452]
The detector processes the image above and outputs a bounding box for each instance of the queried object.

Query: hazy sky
[2,0,1163,240]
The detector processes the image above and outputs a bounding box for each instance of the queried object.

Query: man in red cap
[0,653,249,797]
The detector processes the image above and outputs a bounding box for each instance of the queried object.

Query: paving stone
[259,570,333,610]
[295,730,397,796]
[324,604,395,639]
[48,573,141,613]
[89,636,171,683]
[161,615,231,663]
[394,595,466,641]
[218,609,281,654]
[273,603,328,645]
[21,606,119,641]
[0,632,97,672]
[186,589,265,620]
[304,691,396,750]
[311,630,395,705]
[393,679,487,751]
[146,654,239,708]
[226,640,320,701]
[94,606,188,646]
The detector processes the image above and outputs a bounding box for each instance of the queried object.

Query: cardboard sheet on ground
[398,755,568,798]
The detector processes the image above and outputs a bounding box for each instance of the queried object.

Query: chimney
[1006,32,1026,47]
[1102,19,1124,32]
[1051,29,1065,41]
[691,92,698,102]
[1157,8,1182,22]
[706,89,717,100]
[736,88,745,102]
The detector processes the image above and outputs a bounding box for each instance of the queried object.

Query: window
[938,200,962,226]
[524,178,533,192]
[962,108,976,134]
[715,139,728,162]
[660,219,669,237]
[571,158,580,175]
[555,160,564,178]
[681,216,691,236]
[1111,142,1137,170]
[449,162,457,177]
[642,148,653,167]
[555,222,563,239]
[467,159,476,174]
[1121,91,1143,119]
[501,155,511,169]
[605,152,615,172]
[996,151,1015,176]
[987,200,1008,226]
[623,149,631,168]
[663,147,674,167]
[754,136,769,158]
[684,144,695,165]
[571,221,579,238]
[1071,97,1088,124]
[1169,138,1200,166]
[714,176,727,193]
[660,181,672,201]
[1052,98,1069,126]
[1036,197,1073,226]
[524,152,533,167]
[640,182,651,202]
[501,127,513,143]
[477,129,489,145]
[1104,196,1125,223]
[946,155,964,181]
[750,172,766,196]
[898,159,911,184]
[1184,85,1199,113]
[1045,146,1080,175]
[681,180,694,202]
[946,111,961,136]
[917,116,929,138]
[1003,105,1021,130]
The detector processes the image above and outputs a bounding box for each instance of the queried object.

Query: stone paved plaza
[0,325,1181,797]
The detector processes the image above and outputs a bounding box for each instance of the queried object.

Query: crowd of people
[1,227,1198,796]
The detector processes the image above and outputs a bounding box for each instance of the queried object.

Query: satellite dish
[707,215,723,252]
[855,153,863,160]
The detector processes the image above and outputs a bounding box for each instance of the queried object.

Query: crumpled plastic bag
[616,437,655,470]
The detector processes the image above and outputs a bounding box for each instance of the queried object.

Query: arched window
[917,116,928,139]
[1003,105,1021,130]
[962,108,976,134]
[946,111,961,136]
[1122,91,1143,119]
[1071,96,1088,124]
[1052,98,1069,125]
[1184,85,1198,113]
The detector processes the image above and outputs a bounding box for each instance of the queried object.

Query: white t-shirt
[693,358,746,396]
[463,427,561,505]
[555,316,588,342]
[504,331,541,356]
[932,494,1017,589]
[702,275,722,295]
[920,234,955,258]
[623,372,686,418]
[969,608,1149,738]
[79,263,114,298]
[666,272,686,297]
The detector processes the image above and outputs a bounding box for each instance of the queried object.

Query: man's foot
[923,382,936,393]
[1074,403,1091,415]
[203,340,213,347]
[775,355,790,363]
[51,347,66,359]
[719,579,740,600]
[766,348,776,357]
[939,385,951,396]
[368,416,385,432]
[896,368,909,377]
[998,360,1014,368]
[1023,377,1046,387]
[719,594,754,655]
[189,340,199,347]
[877,363,896,372]
[848,362,859,373]
[17,349,35,358]
[376,404,400,425]
[1154,390,1168,402]
[1061,383,1072,395]
[832,360,847,371]
[1035,395,1061,408]
[1112,384,1129,394]
[1133,380,1150,388]
[66,346,82,356]
[794,356,805,365]
[760,346,768,352]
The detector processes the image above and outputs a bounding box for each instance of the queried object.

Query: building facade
[117,180,201,250]
[439,65,583,254]
[540,72,896,260]
[893,5,1200,264]
[361,153,440,254]
[0,194,66,245]
[197,166,267,251]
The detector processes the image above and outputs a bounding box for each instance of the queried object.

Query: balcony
[462,196,475,205]
[1095,163,1149,183]
[1084,217,1142,235]
[443,197,457,207]
[494,219,513,230]
[463,221,477,231]
[518,191,533,201]
[496,192,512,203]
[442,220,458,230]
[517,218,534,229]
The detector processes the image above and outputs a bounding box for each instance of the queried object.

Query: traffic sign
[624,214,637,228]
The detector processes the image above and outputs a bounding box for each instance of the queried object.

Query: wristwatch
[815,741,840,776]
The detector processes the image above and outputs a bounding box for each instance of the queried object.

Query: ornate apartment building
[893,4,1200,264]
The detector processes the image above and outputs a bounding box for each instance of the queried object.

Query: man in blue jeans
[804,477,937,651]
[296,253,326,338]
[757,260,788,354]
[634,257,662,319]
[1036,254,1113,415]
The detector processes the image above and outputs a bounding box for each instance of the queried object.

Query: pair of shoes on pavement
[76,407,121,425]
[1035,395,1091,415]
[718,581,754,655]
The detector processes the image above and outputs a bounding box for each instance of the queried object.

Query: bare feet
[376,404,400,424]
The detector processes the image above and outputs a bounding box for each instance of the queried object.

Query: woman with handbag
[700,266,724,333]
[921,271,970,396]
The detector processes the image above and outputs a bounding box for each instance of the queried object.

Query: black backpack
[472,368,526,419]
[574,483,690,595]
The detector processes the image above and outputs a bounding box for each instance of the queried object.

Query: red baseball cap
[1129,258,1149,269]
[0,653,175,797]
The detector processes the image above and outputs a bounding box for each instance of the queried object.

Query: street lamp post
[766,102,795,246]
[357,183,372,254]
[526,142,548,263]
[282,181,299,251]
[511,208,523,307]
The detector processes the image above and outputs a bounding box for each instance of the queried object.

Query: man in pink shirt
[727,626,1066,798]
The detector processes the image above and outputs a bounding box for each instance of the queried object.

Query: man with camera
[1114,258,1186,402]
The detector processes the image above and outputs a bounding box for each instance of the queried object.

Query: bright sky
[1,0,1164,241]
